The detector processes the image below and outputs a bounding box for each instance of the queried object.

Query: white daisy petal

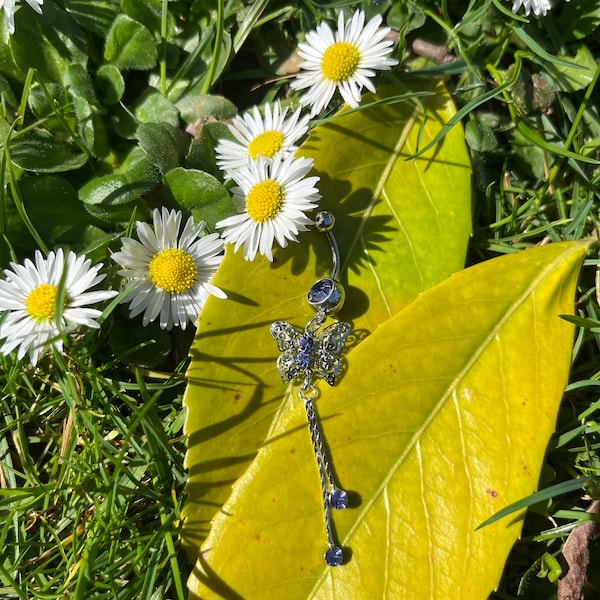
[216,152,320,262]
[0,0,40,34]
[136,220,160,253]
[290,10,398,115]
[128,287,155,316]
[0,249,116,365]
[1,0,16,34]
[509,0,559,15]
[112,209,226,331]
[205,283,227,300]
[24,0,42,13]
[215,100,310,176]
[64,307,103,327]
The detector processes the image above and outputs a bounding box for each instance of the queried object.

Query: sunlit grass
[0,349,189,598]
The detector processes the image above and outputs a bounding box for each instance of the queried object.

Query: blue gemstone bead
[324,546,344,567]
[328,489,348,510]
[308,279,333,304]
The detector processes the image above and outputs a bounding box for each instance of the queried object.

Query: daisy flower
[1,0,43,35]
[290,10,398,115]
[216,152,321,262]
[509,0,553,15]
[111,208,226,330]
[215,101,310,176]
[0,249,117,365]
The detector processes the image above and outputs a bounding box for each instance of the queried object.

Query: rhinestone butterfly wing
[270,320,351,386]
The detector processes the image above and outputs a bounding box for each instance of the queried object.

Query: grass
[0,346,189,598]
[1,0,600,597]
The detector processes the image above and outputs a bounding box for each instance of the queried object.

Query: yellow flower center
[25,283,58,322]
[148,248,198,294]
[321,41,361,82]
[245,179,284,223]
[248,130,285,160]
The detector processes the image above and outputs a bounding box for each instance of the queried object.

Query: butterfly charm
[270,319,351,386]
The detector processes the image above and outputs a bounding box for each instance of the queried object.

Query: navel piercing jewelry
[270,211,351,567]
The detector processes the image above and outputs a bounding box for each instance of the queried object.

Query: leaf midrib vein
[342,104,421,276]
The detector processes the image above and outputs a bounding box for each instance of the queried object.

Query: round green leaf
[465,117,499,153]
[543,45,597,93]
[104,14,157,70]
[27,84,71,130]
[95,64,125,105]
[79,148,160,223]
[64,63,100,106]
[162,167,235,230]
[80,152,160,206]
[116,146,163,183]
[121,0,164,33]
[112,87,181,139]
[10,131,88,173]
[136,122,186,175]
[80,175,141,206]
[135,88,180,128]
[176,94,237,126]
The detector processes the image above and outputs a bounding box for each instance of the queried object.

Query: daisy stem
[201,0,225,95]
[4,145,49,255]
[54,260,70,330]
[440,0,450,24]
[0,145,7,267]
[16,68,35,131]
[160,0,169,97]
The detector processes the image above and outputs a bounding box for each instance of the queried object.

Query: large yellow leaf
[182,81,471,554]
[189,240,589,599]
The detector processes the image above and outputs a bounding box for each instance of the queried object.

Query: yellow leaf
[189,240,589,599]
[182,80,472,558]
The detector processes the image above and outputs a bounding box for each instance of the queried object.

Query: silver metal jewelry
[271,211,351,567]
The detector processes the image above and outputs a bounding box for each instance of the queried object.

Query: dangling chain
[270,211,350,566]
[299,378,348,565]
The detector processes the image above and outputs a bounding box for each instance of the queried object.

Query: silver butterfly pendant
[270,319,351,386]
